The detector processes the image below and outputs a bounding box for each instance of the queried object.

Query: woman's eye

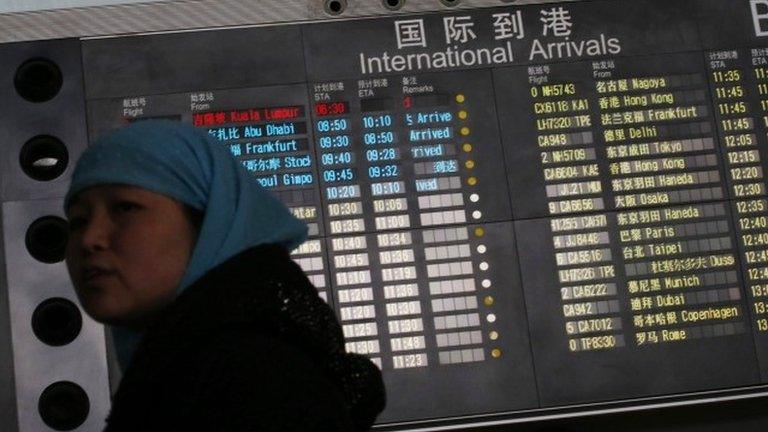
[115,201,141,212]
[67,217,86,232]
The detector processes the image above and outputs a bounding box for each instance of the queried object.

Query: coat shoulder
[108,327,354,432]
[191,327,355,430]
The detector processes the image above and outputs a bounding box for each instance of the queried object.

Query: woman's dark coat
[104,244,385,431]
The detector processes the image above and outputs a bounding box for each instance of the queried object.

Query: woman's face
[65,185,197,328]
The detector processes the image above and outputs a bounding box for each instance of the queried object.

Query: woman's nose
[79,213,112,252]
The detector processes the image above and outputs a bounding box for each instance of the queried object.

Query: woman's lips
[83,268,115,282]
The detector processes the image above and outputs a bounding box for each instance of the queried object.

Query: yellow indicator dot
[483,296,494,306]
[491,349,502,358]
[489,331,499,341]
[465,160,475,169]
[474,227,485,237]
[455,94,466,103]
[458,110,468,120]
[460,127,471,136]
[467,176,478,186]
[462,143,473,152]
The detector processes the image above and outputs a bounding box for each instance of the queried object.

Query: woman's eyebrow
[65,198,87,216]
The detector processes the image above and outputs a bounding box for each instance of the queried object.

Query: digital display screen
[82,0,768,427]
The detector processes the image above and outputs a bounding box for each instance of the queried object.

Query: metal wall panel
[0,0,166,14]
[0,39,89,201]
[0,214,16,432]
[0,38,109,432]
[0,0,573,43]
[3,200,110,432]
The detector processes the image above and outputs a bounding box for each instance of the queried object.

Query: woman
[64,120,385,431]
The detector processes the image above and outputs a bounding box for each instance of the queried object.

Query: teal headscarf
[65,120,308,369]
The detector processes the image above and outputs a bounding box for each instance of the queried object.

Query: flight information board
[81,0,768,427]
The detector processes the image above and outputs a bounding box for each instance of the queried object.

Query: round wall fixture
[14,58,63,103]
[383,0,405,11]
[26,216,69,264]
[38,381,90,431]
[32,298,82,347]
[324,0,347,16]
[20,135,69,182]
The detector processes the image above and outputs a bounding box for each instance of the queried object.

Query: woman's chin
[74,283,169,329]
[79,294,133,326]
